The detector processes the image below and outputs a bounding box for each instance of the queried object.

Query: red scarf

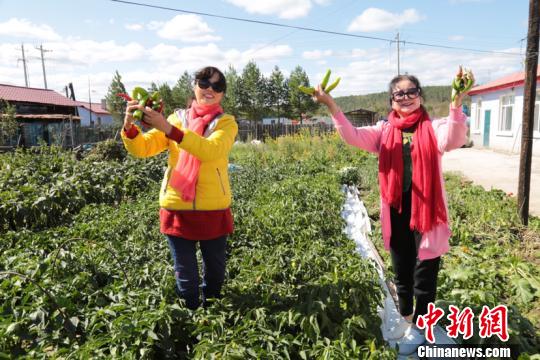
[169,101,223,202]
[378,107,447,233]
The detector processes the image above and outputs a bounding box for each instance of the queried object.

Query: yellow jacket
[121,110,238,210]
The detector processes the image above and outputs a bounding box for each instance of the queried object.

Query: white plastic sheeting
[340,185,409,343]
[341,185,454,358]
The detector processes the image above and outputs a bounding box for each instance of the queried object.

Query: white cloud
[327,47,523,97]
[242,44,293,62]
[225,0,316,19]
[109,18,115,25]
[148,43,293,71]
[302,49,333,60]
[0,18,61,41]
[156,15,221,42]
[449,35,464,41]
[147,21,163,31]
[48,39,146,66]
[125,23,143,31]
[348,8,424,32]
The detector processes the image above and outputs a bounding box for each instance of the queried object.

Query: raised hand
[451,66,475,108]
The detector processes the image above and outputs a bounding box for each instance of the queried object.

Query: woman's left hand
[452,67,475,109]
[134,105,173,135]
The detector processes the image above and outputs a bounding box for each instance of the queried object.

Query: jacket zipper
[163,167,171,195]
[216,168,226,195]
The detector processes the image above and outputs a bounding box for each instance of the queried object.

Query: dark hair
[194,66,227,93]
[388,74,423,105]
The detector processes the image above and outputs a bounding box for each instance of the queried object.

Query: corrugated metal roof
[468,68,540,96]
[0,84,78,107]
[76,101,111,115]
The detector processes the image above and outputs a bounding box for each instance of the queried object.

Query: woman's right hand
[123,100,139,130]
[312,84,340,116]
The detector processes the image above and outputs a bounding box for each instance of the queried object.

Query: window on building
[474,100,482,130]
[499,95,514,132]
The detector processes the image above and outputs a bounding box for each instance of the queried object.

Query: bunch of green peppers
[451,65,474,102]
[117,87,163,122]
[298,69,341,95]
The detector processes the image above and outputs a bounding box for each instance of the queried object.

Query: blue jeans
[166,235,228,309]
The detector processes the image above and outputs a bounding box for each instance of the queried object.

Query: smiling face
[390,79,422,117]
[194,72,225,107]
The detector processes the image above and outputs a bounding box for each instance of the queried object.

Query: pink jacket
[332,106,467,260]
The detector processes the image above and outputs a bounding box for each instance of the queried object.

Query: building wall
[19,121,79,147]
[343,109,378,127]
[78,107,114,127]
[469,83,540,156]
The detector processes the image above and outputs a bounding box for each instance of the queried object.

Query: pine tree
[172,71,194,110]
[222,65,241,117]
[105,70,127,126]
[151,83,174,116]
[287,65,318,123]
[266,66,288,123]
[238,61,265,122]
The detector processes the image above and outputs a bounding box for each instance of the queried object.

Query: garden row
[0,141,164,232]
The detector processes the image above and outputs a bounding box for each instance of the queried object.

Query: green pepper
[324,77,341,93]
[451,66,474,102]
[321,69,331,90]
[131,87,149,121]
[298,85,315,95]
[150,91,160,110]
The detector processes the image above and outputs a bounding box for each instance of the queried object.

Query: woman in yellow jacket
[122,66,238,309]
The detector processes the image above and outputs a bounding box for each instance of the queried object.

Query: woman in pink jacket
[313,70,473,355]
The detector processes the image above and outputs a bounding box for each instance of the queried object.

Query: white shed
[468,69,540,155]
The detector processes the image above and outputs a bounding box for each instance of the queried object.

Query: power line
[247,0,359,58]
[110,0,523,57]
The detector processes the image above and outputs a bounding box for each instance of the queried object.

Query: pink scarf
[379,107,447,233]
[169,101,223,202]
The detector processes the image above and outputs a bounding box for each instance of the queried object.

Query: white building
[468,69,540,155]
[76,100,113,127]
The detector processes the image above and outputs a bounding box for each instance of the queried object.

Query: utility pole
[17,44,29,87]
[68,83,76,100]
[88,77,93,127]
[517,0,539,226]
[35,44,52,89]
[396,32,400,75]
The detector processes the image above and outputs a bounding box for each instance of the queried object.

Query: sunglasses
[197,78,225,93]
[391,87,420,102]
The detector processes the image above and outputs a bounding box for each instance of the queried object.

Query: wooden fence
[237,123,335,142]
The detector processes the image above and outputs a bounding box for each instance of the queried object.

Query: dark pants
[390,188,440,323]
[166,235,228,310]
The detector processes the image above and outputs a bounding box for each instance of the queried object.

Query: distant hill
[330,85,471,119]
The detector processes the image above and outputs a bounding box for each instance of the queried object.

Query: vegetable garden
[0,135,538,358]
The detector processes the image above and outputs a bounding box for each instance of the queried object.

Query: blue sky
[0,0,529,103]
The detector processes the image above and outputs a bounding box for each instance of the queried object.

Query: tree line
[105,61,319,126]
[105,62,470,126]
